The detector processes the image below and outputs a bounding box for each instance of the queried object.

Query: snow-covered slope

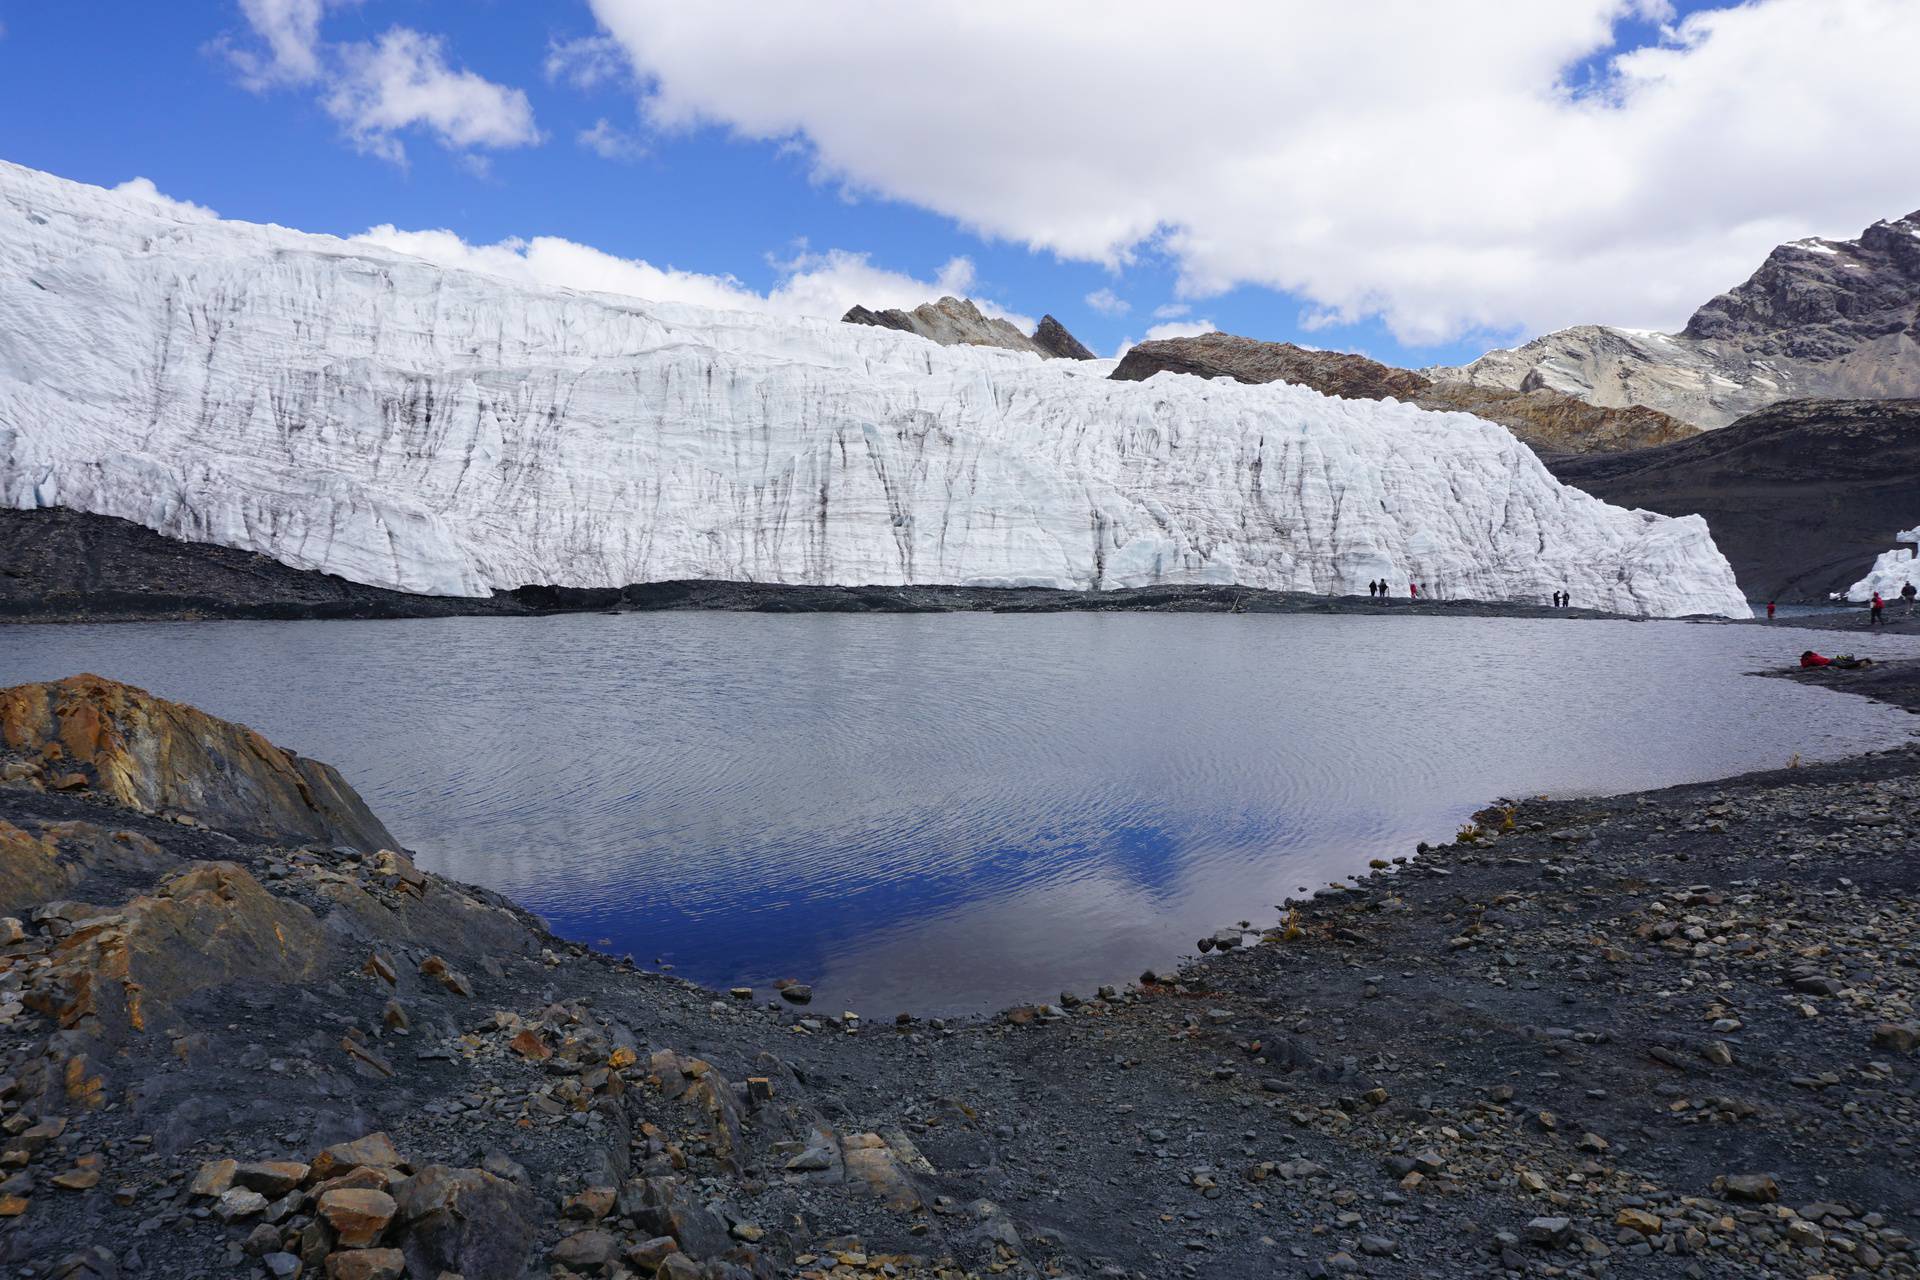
[1847,528,1920,602]
[0,161,1749,617]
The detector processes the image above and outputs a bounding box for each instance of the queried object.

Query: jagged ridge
[1111,332,1697,454]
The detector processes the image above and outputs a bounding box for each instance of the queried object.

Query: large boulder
[0,674,393,849]
[394,1164,537,1280]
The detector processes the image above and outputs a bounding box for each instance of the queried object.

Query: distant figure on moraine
[1767,601,1776,621]
[1409,582,1418,600]
[1904,581,1916,614]
[1870,592,1885,625]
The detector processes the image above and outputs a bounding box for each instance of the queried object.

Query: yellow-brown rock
[236,1160,311,1196]
[37,862,325,1036]
[0,819,175,917]
[310,1133,403,1181]
[0,819,72,917]
[191,1158,239,1197]
[323,1247,405,1280]
[0,675,393,849]
[317,1187,397,1247]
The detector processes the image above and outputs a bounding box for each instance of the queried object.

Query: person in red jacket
[1800,651,1833,667]
[1870,592,1885,625]
[1766,601,1776,621]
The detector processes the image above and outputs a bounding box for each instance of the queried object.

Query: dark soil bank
[1545,399,1920,603]
[0,506,1624,625]
[2,673,1918,1280]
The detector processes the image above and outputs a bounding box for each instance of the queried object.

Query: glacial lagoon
[6,612,1917,1013]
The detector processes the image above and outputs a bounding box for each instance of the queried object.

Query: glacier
[0,161,1749,618]
[1846,528,1920,603]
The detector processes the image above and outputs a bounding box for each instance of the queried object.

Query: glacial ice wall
[0,161,1750,617]
[1847,528,1920,602]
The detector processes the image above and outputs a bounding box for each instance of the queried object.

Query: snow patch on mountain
[0,161,1749,617]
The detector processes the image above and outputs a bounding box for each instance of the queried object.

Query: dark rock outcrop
[0,674,394,850]
[1684,209,1920,354]
[0,507,542,623]
[841,296,1093,360]
[1031,314,1095,360]
[1113,332,1428,399]
[1112,331,1696,453]
[1545,398,1920,600]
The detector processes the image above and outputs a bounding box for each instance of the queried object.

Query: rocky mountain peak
[1032,314,1095,360]
[840,296,1092,359]
[1682,207,1920,353]
[1429,203,1920,429]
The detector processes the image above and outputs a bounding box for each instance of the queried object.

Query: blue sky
[0,0,1905,366]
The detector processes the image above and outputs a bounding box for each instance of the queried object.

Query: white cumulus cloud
[1145,319,1218,341]
[581,0,1920,346]
[221,1,538,165]
[1112,317,1218,358]
[351,226,1034,329]
[110,178,221,222]
[1084,287,1129,317]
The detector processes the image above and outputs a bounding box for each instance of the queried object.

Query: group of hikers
[1550,589,1572,609]
[1763,580,1914,625]
[1365,580,1430,600]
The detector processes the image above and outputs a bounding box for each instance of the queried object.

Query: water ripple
[3,612,1916,1013]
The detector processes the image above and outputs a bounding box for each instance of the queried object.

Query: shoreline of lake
[2,664,1917,1277]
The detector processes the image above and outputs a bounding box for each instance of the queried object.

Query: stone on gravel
[1524,1216,1572,1247]
[311,1134,402,1180]
[190,1157,238,1197]
[1723,1173,1779,1203]
[550,1229,616,1270]
[236,1160,310,1196]
[1873,1022,1918,1054]
[317,1187,397,1247]
[323,1248,404,1280]
[1616,1208,1661,1235]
